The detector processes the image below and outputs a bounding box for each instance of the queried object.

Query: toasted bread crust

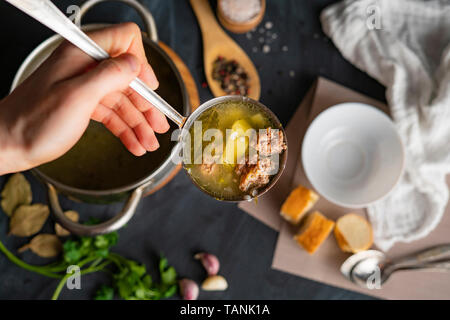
[334,227,352,252]
[281,185,319,224]
[294,211,335,254]
[334,214,373,253]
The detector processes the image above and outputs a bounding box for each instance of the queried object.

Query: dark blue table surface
[0,0,384,299]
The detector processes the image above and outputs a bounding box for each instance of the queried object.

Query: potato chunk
[223,119,252,164]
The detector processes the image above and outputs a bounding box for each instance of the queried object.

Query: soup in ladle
[184,98,287,201]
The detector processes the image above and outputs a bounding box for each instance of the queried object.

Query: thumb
[71,53,141,101]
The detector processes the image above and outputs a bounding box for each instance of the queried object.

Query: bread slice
[294,211,335,254]
[334,214,373,253]
[280,185,319,224]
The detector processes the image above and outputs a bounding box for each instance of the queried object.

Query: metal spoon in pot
[341,244,450,289]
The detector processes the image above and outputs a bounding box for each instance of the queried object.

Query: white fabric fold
[321,0,450,250]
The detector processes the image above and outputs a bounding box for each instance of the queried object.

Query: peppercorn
[211,57,250,96]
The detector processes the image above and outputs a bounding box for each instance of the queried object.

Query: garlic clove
[201,275,228,291]
[179,279,199,300]
[194,252,220,276]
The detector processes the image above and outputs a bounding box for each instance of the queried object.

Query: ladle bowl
[180,95,288,202]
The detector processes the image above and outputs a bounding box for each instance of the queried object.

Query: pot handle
[47,183,147,236]
[77,0,158,42]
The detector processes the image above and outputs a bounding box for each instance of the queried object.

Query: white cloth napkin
[321,0,450,251]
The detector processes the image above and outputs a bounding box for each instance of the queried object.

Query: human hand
[0,23,169,175]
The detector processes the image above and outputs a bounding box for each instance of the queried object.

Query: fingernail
[150,141,160,151]
[135,146,146,156]
[124,54,139,73]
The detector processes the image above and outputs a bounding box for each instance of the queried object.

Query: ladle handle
[5,0,186,127]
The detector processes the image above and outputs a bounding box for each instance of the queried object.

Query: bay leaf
[9,204,50,237]
[55,210,79,236]
[1,173,32,216]
[18,234,62,258]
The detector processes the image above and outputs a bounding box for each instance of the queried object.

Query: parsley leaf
[95,285,114,300]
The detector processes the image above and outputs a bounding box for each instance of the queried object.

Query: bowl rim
[301,102,405,208]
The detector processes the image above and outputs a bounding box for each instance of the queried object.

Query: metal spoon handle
[6,0,186,127]
[392,244,450,268]
[420,261,450,271]
[393,260,450,273]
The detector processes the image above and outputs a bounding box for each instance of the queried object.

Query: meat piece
[256,128,287,157]
[238,166,270,192]
[235,163,248,176]
[236,128,286,193]
[238,158,273,192]
[201,151,221,175]
[201,163,217,175]
[257,157,277,175]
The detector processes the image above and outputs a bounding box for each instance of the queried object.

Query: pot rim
[11,23,190,196]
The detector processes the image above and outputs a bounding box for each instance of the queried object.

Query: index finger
[46,23,158,89]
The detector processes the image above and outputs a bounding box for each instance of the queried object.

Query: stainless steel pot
[10,0,190,236]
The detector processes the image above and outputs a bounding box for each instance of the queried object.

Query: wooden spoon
[190,0,261,101]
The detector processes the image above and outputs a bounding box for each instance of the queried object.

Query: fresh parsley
[0,228,177,300]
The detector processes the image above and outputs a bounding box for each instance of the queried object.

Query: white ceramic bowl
[302,103,404,208]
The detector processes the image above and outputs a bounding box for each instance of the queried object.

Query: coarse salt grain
[265,21,273,29]
[262,45,271,54]
[220,0,262,23]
